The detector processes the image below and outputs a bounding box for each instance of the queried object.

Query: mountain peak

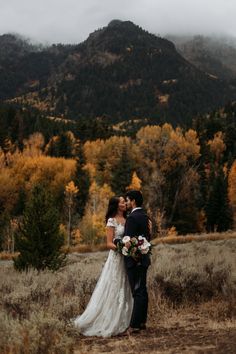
[107,19,124,27]
[107,19,136,28]
[82,19,174,55]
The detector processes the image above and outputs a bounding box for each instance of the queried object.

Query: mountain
[1,21,236,126]
[0,33,44,62]
[167,34,236,81]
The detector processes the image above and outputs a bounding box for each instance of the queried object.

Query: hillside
[168,34,236,81]
[1,21,236,126]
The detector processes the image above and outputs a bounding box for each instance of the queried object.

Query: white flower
[138,236,143,240]
[123,236,131,243]
[122,247,129,256]
[140,247,149,254]
[141,243,149,249]
[140,242,150,254]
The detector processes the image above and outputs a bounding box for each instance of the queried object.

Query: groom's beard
[125,206,132,213]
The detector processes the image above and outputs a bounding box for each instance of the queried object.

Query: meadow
[0,236,236,353]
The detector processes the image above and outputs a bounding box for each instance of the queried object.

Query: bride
[74,196,133,337]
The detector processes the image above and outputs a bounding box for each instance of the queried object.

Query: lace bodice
[106,218,125,240]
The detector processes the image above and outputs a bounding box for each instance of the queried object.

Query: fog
[0,0,235,44]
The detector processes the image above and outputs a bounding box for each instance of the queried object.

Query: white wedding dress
[74,218,133,337]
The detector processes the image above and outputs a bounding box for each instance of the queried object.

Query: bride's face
[118,197,126,212]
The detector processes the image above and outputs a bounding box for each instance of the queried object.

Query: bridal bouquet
[116,235,152,260]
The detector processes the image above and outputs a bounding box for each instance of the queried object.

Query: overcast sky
[0,0,236,44]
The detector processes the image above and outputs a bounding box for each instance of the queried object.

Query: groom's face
[126,197,133,211]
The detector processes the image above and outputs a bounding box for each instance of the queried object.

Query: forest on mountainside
[1,21,236,126]
[0,101,236,252]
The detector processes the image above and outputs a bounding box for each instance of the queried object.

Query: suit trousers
[126,264,148,328]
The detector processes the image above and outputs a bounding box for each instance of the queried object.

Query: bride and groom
[74,190,151,337]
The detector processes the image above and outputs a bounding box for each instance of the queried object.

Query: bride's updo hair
[105,196,126,223]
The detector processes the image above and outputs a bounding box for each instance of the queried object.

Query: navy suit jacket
[124,208,151,268]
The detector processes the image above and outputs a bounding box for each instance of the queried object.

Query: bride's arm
[106,226,117,251]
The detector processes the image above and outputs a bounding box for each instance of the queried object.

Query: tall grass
[148,239,236,329]
[0,240,235,353]
[149,239,236,302]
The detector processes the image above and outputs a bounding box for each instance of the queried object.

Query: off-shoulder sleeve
[106,218,116,227]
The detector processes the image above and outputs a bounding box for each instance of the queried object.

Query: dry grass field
[0,237,236,353]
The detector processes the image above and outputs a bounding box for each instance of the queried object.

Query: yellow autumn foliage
[79,182,113,244]
[65,181,79,196]
[23,132,45,157]
[207,131,226,161]
[12,155,76,194]
[136,124,200,173]
[126,171,142,191]
[0,152,76,212]
[84,136,137,184]
[136,124,201,227]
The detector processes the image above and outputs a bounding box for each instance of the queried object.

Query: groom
[124,190,151,333]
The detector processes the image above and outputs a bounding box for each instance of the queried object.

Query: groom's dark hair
[126,190,143,207]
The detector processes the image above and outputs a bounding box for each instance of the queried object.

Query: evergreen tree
[12,188,26,217]
[74,145,90,218]
[14,184,66,271]
[111,146,134,195]
[0,210,10,251]
[198,163,208,210]
[172,199,199,234]
[205,167,233,232]
[55,132,74,158]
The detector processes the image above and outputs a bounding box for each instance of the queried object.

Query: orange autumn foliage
[228,160,236,227]
[0,152,76,212]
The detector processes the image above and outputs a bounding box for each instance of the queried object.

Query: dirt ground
[74,313,236,354]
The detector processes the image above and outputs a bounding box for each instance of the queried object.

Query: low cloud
[0,0,235,44]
